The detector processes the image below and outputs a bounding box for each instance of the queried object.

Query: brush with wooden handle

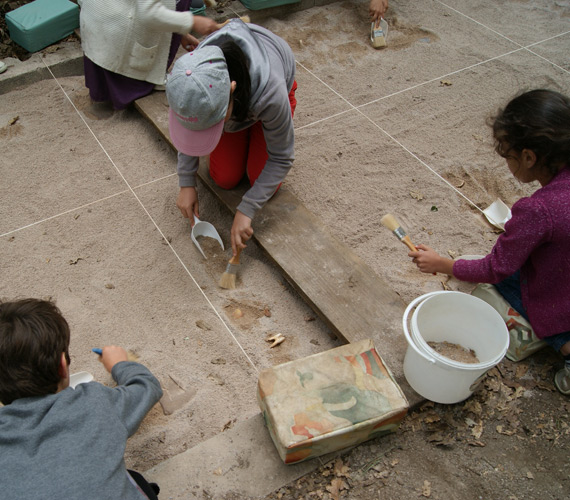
[219,247,242,289]
[381,214,417,251]
[92,348,139,362]
[216,15,250,30]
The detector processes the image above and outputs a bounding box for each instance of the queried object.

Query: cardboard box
[258,339,409,464]
[5,0,79,53]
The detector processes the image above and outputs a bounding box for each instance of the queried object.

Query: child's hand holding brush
[381,214,445,275]
[92,346,139,373]
[408,244,454,276]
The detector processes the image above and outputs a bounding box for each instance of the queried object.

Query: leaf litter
[264,348,569,500]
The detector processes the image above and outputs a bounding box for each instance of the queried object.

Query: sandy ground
[1,0,569,498]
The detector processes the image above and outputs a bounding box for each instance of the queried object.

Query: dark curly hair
[492,89,570,176]
[0,299,71,405]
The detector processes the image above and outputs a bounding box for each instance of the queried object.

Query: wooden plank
[135,92,410,371]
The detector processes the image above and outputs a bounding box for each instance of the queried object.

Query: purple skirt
[84,0,191,110]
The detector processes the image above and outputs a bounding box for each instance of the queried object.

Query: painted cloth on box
[175,20,296,219]
[0,362,162,500]
[453,166,570,339]
[79,0,193,101]
[258,339,408,464]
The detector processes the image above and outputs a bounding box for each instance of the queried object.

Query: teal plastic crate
[5,0,79,53]
[239,0,300,10]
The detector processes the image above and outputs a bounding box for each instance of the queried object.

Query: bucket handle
[402,291,450,366]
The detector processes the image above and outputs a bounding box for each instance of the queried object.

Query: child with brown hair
[408,89,570,395]
[0,298,163,499]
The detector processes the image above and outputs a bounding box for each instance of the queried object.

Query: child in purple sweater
[408,89,570,395]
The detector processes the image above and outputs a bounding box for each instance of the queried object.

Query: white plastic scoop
[191,216,224,259]
[69,371,94,388]
[483,199,512,231]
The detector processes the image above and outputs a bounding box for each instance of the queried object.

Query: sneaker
[554,365,570,395]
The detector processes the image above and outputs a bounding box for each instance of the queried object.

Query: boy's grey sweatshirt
[176,20,296,219]
[0,361,163,500]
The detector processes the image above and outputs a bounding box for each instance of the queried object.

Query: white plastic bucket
[403,291,509,404]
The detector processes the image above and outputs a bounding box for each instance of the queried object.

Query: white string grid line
[295,27,569,214]
[5,10,566,369]
[437,0,570,76]
[38,60,259,374]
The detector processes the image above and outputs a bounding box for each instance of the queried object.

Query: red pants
[209,81,298,189]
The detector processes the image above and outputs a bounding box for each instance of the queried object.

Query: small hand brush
[219,247,242,289]
[92,348,140,362]
[216,15,250,30]
[380,214,417,251]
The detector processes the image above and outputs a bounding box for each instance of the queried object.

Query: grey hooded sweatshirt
[176,20,296,219]
[0,361,162,500]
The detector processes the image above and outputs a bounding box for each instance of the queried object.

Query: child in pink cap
[166,19,297,256]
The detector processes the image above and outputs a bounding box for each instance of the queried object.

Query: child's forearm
[434,257,455,276]
[409,244,456,276]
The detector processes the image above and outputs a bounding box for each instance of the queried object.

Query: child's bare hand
[408,244,454,275]
[230,211,253,256]
[100,346,128,373]
[369,0,388,26]
[191,15,219,36]
[180,33,200,52]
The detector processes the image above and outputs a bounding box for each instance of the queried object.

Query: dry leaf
[325,478,348,500]
[422,479,431,497]
[263,306,271,317]
[440,79,452,86]
[526,471,534,480]
[410,190,424,200]
[333,458,350,478]
[463,400,482,415]
[196,320,212,331]
[467,440,486,447]
[423,412,441,424]
[105,283,115,289]
[471,420,483,439]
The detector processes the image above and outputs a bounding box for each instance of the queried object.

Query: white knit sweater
[78,0,194,85]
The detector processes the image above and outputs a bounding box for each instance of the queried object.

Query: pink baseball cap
[166,46,231,157]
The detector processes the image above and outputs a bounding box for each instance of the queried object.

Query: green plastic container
[239,0,301,11]
[5,0,79,53]
[190,5,207,16]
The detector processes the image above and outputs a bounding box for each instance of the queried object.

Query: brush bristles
[219,271,237,289]
[127,351,140,363]
[380,213,400,231]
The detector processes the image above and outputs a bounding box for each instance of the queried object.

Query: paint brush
[92,347,140,362]
[219,247,242,289]
[216,15,250,30]
[380,214,417,251]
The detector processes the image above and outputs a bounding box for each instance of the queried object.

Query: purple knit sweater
[453,166,570,338]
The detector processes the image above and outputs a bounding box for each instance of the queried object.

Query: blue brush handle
[92,348,103,355]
